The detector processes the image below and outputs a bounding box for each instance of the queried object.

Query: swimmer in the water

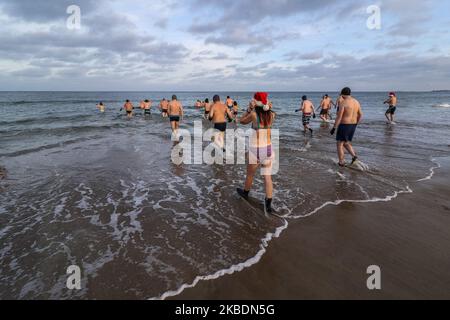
[317,94,335,122]
[168,95,183,140]
[384,92,398,124]
[160,98,169,118]
[296,95,316,135]
[330,87,363,167]
[226,96,234,110]
[96,102,105,113]
[123,100,134,118]
[195,100,203,108]
[143,99,152,116]
[203,98,212,120]
[209,95,234,150]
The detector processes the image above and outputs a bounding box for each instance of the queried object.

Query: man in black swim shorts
[214,122,227,132]
[209,95,234,150]
[384,92,398,124]
[169,115,180,122]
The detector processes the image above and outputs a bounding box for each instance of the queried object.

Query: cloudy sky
[0,0,449,91]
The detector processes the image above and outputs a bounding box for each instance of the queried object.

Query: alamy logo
[366,5,381,30]
[171,121,280,175]
[366,265,381,290]
[66,5,81,30]
[66,265,82,290]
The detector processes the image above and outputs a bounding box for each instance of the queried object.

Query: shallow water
[0,91,449,299]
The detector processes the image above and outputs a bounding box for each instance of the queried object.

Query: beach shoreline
[172,156,450,300]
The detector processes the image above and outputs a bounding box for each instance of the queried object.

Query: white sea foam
[150,219,289,300]
[417,158,441,182]
[289,186,413,219]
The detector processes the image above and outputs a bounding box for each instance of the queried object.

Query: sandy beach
[174,156,450,300]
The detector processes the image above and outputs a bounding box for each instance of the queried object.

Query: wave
[432,103,450,108]
[0,100,121,106]
[0,136,101,157]
[0,114,93,126]
[0,124,124,141]
[417,158,441,182]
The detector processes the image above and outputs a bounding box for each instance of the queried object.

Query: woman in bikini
[237,92,275,213]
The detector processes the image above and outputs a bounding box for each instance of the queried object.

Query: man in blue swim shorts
[330,87,363,167]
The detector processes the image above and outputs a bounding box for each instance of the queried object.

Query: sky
[0,0,449,91]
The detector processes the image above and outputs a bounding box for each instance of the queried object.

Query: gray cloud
[382,0,433,37]
[0,0,100,22]
[191,0,346,23]
[0,1,189,85]
[0,0,448,91]
[235,53,450,91]
[284,51,324,61]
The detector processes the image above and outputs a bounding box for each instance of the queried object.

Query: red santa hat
[389,92,396,97]
[254,92,270,111]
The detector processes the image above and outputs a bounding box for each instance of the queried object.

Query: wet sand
[174,156,450,300]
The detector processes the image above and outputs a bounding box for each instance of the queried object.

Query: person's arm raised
[240,101,255,125]
[239,110,254,125]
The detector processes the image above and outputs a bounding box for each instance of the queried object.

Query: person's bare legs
[213,132,225,150]
[171,121,178,140]
[385,112,391,123]
[337,141,346,165]
[343,142,356,158]
[244,164,259,192]
[262,170,273,199]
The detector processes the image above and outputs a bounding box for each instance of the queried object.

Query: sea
[0,91,449,299]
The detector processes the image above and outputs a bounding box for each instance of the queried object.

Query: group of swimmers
[95,90,397,214]
[296,91,398,136]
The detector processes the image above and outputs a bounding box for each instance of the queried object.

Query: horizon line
[0,90,448,93]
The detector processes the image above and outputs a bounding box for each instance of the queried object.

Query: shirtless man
[123,100,134,118]
[96,102,105,113]
[195,100,203,108]
[296,95,316,135]
[142,99,152,116]
[317,94,335,122]
[231,101,239,127]
[159,98,169,118]
[209,95,234,150]
[384,92,398,124]
[168,95,183,140]
[232,101,239,117]
[226,96,234,110]
[330,87,363,167]
[203,98,212,120]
